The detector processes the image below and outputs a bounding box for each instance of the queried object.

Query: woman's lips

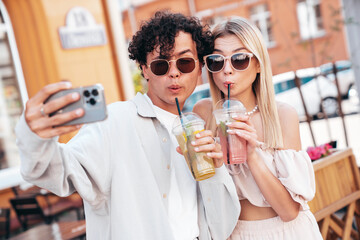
[223,82,234,88]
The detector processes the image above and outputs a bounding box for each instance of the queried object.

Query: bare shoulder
[276,101,299,125]
[276,101,301,150]
[193,98,213,121]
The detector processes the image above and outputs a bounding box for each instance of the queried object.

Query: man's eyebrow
[152,49,193,60]
[176,49,192,56]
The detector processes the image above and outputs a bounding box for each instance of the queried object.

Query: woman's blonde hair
[207,16,283,148]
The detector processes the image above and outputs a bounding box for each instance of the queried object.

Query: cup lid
[213,99,246,113]
[172,112,205,130]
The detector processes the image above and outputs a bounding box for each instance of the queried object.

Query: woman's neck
[233,89,257,112]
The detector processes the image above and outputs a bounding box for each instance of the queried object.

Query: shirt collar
[131,92,157,118]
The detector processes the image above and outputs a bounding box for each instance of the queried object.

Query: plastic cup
[172,112,215,181]
[213,99,247,165]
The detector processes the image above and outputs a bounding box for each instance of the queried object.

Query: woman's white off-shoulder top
[227,146,316,210]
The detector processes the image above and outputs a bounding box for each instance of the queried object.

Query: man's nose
[168,60,180,78]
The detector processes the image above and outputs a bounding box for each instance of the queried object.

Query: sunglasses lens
[150,60,169,76]
[205,55,224,72]
[176,57,196,73]
[231,53,250,70]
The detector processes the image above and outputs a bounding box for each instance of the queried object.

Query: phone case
[45,84,107,126]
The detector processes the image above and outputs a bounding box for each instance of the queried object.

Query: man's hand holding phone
[25,82,107,138]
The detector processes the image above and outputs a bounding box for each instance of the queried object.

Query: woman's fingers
[176,146,183,155]
[192,130,215,151]
[226,121,256,133]
[228,129,258,147]
[193,131,224,167]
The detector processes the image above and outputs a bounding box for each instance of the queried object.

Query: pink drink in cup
[213,99,247,164]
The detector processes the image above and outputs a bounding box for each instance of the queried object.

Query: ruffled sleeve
[273,150,316,210]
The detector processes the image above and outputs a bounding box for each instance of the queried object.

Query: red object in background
[307,143,334,161]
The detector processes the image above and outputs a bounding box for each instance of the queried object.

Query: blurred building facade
[0,0,132,188]
[122,0,349,75]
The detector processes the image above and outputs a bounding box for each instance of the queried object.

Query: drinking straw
[175,97,184,127]
[226,84,231,164]
[227,84,230,108]
[175,97,196,176]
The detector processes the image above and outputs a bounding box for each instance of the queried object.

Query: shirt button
[163,193,167,198]
[162,137,167,142]
[167,164,170,170]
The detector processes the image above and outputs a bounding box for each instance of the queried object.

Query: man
[15,11,240,240]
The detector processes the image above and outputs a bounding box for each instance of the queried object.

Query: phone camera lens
[92,89,99,96]
[84,90,90,97]
[89,98,96,105]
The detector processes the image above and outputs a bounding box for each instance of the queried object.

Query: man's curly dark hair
[128,11,214,69]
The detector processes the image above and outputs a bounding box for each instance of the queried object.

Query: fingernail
[196,133,201,138]
[227,129,234,133]
[76,124,82,129]
[191,141,196,145]
[207,153,212,157]
[65,82,72,88]
[236,131,242,135]
[72,93,79,100]
[225,122,232,126]
[194,147,199,152]
[75,109,83,116]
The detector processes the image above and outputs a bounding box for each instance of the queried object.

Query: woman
[193,17,322,239]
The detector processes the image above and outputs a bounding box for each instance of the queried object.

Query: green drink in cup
[213,99,247,165]
[172,112,215,181]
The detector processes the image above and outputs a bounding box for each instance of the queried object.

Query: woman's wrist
[246,149,260,165]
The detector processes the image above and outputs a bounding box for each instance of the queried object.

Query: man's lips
[168,85,182,93]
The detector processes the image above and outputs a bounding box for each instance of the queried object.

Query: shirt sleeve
[197,165,240,240]
[273,150,316,210]
[15,113,111,213]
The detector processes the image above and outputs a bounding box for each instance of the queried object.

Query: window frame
[296,0,325,40]
[249,3,276,48]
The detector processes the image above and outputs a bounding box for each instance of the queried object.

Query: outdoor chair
[10,195,82,231]
[308,148,360,240]
[0,208,10,239]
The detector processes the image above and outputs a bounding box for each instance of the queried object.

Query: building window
[0,3,27,172]
[297,0,325,40]
[250,4,275,48]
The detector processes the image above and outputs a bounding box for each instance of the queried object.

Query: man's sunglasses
[204,52,254,73]
[147,57,198,76]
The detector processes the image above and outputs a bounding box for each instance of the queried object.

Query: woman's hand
[24,82,85,138]
[226,114,259,161]
[176,130,224,168]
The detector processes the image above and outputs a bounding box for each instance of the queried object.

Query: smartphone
[45,84,108,126]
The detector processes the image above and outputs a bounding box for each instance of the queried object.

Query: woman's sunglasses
[204,52,254,73]
[147,57,198,76]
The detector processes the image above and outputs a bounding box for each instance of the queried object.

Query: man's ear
[141,65,150,80]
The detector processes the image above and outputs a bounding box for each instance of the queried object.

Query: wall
[122,0,349,75]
